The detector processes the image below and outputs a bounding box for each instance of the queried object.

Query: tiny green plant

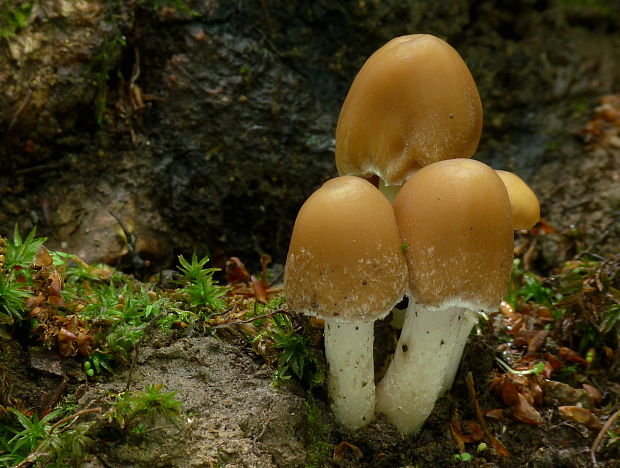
[1,408,64,465]
[130,384,182,422]
[3,225,46,271]
[0,406,94,467]
[304,399,334,468]
[505,258,556,309]
[176,253,229,311]
[252,308,325,389]
[81,281,168,365]
[108,384,182,432]
[0,227,46,325]
[0,274,29,325]
[496,358,545,376]
[0,1,33,39]
[453,452,473,462]
[268,312,309,385]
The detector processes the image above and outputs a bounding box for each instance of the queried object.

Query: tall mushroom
[336,34,482,199]
[375,159,513,434]
[285,176,407,430]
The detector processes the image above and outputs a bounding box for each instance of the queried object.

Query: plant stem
[48,407,102,434]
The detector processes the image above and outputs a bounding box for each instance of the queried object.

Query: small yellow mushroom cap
[284,176,408,323]
[336,34,483,186]
[495,170,540,230]
[394,159,513,310]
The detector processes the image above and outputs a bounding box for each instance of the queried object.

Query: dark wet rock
[541,378,596,409]
[1,1,619,270]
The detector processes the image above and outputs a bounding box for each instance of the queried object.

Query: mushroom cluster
[284,34,541,433]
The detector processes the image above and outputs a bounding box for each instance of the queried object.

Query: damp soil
[1,1,619,467]
[2,301,618,467]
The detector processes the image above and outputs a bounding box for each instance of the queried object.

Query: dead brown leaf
[558,406,602,430]
[511,393,543,426]
[333,441,363,463]
[34,245,53,267]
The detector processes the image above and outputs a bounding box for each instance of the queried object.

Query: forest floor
[0,218,618,468]
[1,88,619,468]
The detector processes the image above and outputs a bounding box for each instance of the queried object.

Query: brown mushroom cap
[285,176,407,322]
[495,170,540,230]
[336,34,483,186]
[394,159,513,309]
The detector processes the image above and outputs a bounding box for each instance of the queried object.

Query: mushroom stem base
[324,320,375,430]
[375,303,475,434]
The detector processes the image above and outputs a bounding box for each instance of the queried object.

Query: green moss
[89,32,126,126]
[304,399,334,468]
[0,1,32,39]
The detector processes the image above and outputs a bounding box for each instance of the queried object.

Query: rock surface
[78,336,312,467]
[1,0,619,270]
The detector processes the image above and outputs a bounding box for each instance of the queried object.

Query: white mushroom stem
[439,308,480,395]
[324,320,375,430]
[375,302,478,434]
[378,178,402,203]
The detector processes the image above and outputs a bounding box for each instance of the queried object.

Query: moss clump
[0,1,32,39]
[304,399,334,468]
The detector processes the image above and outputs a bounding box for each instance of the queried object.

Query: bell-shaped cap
[336,34,483,186]
[285,176,407,323]
[394,159,513,310]
[495,170,540,230]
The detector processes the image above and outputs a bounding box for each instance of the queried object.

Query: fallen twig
[466,372,509,457]
[591,408,620,466]
[211,309,290,328]
[48,407,102,434]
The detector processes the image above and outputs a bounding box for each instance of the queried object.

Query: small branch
[591,409,620,466]
[253,415,276,453]
[466,372,509,457]
[15,161,68,175]
[15,450,46,468]
[8,90,32,133]
[108,211,145,272]
[211,309,290,328]
[142,424,175,434]
[126,311,166,392]
[48,407,102,434]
